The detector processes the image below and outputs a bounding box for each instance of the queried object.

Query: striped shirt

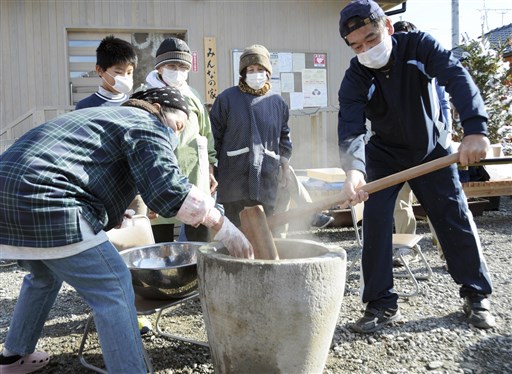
[75,87,129,109]
[0,106,191,248]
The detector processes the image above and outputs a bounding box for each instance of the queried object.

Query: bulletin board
[232,50,328,109]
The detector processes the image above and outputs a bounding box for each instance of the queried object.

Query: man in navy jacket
[337,0,495,333]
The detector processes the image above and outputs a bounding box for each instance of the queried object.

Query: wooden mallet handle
[266,152,460,229]
[240,205,280,260]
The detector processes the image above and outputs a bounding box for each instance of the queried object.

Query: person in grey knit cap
[140,37,218,243]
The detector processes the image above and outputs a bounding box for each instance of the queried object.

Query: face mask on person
[103,71,133,94]
[356,34,393,69]
[159,108,184,149]
[162,69,189,87]
[166,126,180,149]
[245,72,267,90]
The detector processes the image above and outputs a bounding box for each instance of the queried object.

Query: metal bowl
[119,242,208,300]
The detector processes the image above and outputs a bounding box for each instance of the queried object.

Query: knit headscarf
[128,87,189,117]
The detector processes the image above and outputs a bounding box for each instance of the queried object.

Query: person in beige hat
[237,45,335,231]
[209,44,293,227]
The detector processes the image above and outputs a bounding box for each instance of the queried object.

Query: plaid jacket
[0,106,191,248]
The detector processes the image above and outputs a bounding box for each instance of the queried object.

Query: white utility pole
[451,0,460,48]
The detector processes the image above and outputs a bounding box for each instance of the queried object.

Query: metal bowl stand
[78,291,207,373]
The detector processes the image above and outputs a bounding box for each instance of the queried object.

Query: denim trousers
[4,241,147,373]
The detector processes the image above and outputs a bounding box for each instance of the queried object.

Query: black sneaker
[350,306,402,333]
[463,295,496,329]
[311,214,334,229]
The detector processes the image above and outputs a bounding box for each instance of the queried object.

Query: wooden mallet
[239,152,461,260]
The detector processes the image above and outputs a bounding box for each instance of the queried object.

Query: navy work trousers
[361,144,493,309]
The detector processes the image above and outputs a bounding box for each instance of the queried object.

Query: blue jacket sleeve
[337,59,371,175]
[419,32,487,136]
[278,100,292,160]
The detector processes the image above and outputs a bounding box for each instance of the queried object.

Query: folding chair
[78,215,206,374]
[346,202,432,297]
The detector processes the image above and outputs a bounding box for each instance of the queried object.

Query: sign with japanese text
[204,37,218,104]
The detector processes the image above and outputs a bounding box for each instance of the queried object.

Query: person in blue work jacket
[210,44,293,228]
[337,0,495,333]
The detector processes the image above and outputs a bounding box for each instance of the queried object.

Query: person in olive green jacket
[141,37,218,242]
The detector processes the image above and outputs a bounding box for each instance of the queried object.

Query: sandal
[0,351,50,373]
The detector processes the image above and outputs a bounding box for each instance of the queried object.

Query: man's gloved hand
[214,216,254,259]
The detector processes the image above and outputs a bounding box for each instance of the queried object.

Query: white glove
[176,186,253,258]
[176,185,217,227]
[214,216,254,259]
[116,209,136,229]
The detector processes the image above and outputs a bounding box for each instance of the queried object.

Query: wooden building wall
[0,0,402,167]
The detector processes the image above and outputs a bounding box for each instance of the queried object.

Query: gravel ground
[1,197,511,374]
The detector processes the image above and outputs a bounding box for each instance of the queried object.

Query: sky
[387,0,512,49]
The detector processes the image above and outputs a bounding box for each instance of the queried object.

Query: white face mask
[356,34,393,69]
[162,69,189,88]
[163,120,180,149]
[245,72,267,90]
[103,71,133,94]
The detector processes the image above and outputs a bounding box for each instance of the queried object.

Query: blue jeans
[4,241,147,373]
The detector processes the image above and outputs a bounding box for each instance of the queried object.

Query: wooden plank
[307,168,346,182]
[24,1,35,108]
[462,180,512,198]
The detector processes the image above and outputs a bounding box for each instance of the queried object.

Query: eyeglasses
[162,63,189,72]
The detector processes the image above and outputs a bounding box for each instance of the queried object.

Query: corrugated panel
[70,77,101,86]
[69,62,97,72]
[68,32,131,42]
[69,46,98,56]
